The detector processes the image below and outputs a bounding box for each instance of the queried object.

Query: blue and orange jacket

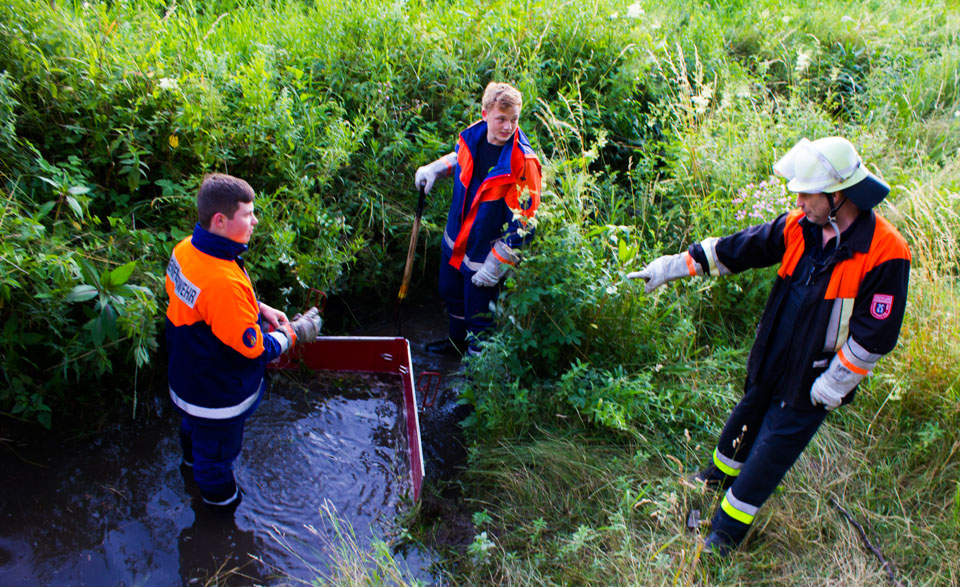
[165,224,284,419]
[687,208,911,408]
[442,120,541,272]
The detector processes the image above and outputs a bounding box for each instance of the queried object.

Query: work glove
[269,322,297,353]
[290,306,322,344]
[472,242,518,287]
[810,340,876,410]
[627,253,694,293]
[414,154,455,195]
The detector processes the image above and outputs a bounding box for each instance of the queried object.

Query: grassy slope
[431,1,960,586]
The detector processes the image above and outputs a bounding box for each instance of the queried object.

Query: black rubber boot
[201,481,243,513]
[702,531,736,556]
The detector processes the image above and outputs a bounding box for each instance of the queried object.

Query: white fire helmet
[773,137,890,209]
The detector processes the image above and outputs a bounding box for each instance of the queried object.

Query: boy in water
[165,173,322,508]
[414,82,541,355]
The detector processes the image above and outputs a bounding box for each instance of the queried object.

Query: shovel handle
[397,186,426,301]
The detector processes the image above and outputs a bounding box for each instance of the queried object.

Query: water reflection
[0,369,433,586]
[178,494,266,585]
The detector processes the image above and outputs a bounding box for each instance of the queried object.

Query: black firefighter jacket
[686,208,911,409]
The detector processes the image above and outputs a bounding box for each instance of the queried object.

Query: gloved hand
[627,253,694,293]
[291,306,322,344]
[269,322,297,353]
[809,375,846,411]
[810,348,870,410]
[414,154,455,194]
[471,243,518,287]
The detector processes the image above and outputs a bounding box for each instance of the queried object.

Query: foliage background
[1,0,958,584]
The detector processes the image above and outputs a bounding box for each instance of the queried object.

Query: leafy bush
[0,0,671,429]
[0,183,159,428]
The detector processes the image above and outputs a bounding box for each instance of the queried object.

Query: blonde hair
[481,82,522,111]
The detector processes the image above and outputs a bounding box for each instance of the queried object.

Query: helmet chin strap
[824,191,846,249]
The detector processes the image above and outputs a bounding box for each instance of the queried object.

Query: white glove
[291,306,322,344]
[471,242,518,287]
[810,340,877,410]
[266,307,322,353]
[414,154,455,194]
[627,253,694,293]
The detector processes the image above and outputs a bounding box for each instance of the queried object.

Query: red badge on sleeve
[870,294,893,320]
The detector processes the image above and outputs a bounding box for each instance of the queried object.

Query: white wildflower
[158,77,179,91]
[626,3,644,18]
[691,95,710,110]
[795,50,811,75]
[691,86,713,114]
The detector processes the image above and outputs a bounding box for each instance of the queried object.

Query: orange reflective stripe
[683,252,697,276]
[777,210,806,279]
[504,158,541,221]
[838,347,870,376]
[824,214,912,300]
[449,176,514,268]
[491,247,515,266]
[457,135,473,198]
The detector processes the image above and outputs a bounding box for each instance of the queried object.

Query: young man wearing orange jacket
[631,137,911,554]
[414,82,541,355]
[165,173,322,508]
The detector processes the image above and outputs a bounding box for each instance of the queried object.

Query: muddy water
[0,302,467,586]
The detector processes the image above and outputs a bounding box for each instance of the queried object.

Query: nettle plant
[65,259,155,356]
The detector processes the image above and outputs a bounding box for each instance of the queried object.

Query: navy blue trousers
[710,381,827,545]
[437,251,501,350]
[179,401,258,506]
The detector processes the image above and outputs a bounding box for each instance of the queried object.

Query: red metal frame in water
[269,336,425,501]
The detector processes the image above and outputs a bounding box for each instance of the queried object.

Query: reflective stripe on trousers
[443,231,483,272]
[713,447,744,477]
[710,387,828,546]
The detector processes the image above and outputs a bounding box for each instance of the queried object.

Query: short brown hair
[196,173,255,228]
[481,82,522,112]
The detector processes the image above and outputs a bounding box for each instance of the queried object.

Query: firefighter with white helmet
[631,137,911,554]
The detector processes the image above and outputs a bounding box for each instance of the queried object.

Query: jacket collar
[459,120,533,177]
[191,223,248,260]
[800,209,875,256]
